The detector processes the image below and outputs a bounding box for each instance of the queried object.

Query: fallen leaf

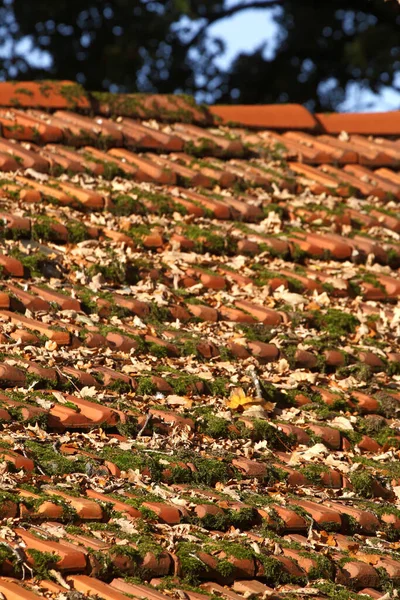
[80,386,97,398]
[226,387,257,410]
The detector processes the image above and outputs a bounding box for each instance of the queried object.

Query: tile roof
[0,80,400,599]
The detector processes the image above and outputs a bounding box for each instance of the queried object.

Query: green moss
[28,549,61,579]
[136,376,157,396]
[137,188,187,216]
[300,463,329,484]
[148,342,168,358]
[337,363,373,383]
[250,264,278,287]
[307,553,335,580]
[199,414,230,439]
[9,249,56,278]
[310,308,359,338]
[360,271,386,293]
[162,370,204,395]
[375,391,400,419]
[32,216,65,243]
[259,554,304,584]
[192,456,232,486]
[26,440,91,475]
[387,248,400,268]
[87,262,127,285]
[183,224,227,254]
[107,378,132,394]
[208,377,230,397]
[60,82,87,107]
[65,220,88,243]
[176,542,208,583]
[316,581,366,600]
[146,303,171,325]
[239,419,294,449]
[238,323,274,343]
[350,470,375,498]
[0,542,19,572]
[110,194,145,216]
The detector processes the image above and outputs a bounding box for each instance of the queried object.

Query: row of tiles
[3,238,400,300]
[1,133,400,186]
[0,576,391,600]
[1,107,400,166]
[0,490,399,593]
[3,207,400,270]
[0,362,397,444]
[1,279,400,375]
[0,578,392,600]
[0,472,395,527]
[2,81,400,136]
[0,324,398,383]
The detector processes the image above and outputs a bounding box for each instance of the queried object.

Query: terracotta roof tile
[0,82,400,600]
[93,92,212,124]
[209,104,318,129]
[0,81,90,110]
[316,110,400,135]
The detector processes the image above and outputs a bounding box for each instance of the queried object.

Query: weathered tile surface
[0,86,399,600]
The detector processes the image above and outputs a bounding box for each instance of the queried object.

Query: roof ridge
[0,80,399,134]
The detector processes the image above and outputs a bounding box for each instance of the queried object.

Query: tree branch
[182,0,282,48]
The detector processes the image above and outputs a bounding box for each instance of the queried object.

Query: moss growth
[32,216,65,243]
[176,542,207,583]
[110,194,145,216]
[207,377,230,397]
[337,363,373,383]
[0,542,20,573]
[9,249,61,278]
[238,323,274,344]
[300,463,330,484]
[183,224,230,254]
[87,261,127,285]
[239,419,294,448]
[310,308,359,338]
[136,376,157,396]
[202,416,231,439]
[28,549,60,578]
[65,220,88,243]
[26,440,91,475]
[350,470,375,498]
[316,581,366,600]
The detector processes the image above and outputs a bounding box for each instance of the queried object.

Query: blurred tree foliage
[0,0,399,110]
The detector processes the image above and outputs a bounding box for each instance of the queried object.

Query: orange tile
[209,104,318,129]
[173,123,244,155]
[284,131,356,163]
[54,110,123,146]
[108,148,176,184]
[267,132,330,163]
[0,81,90,109]
[287,131,358,163]
[45,144,105,175]
[0,579,43,599]
[344,165,400,199]
[147,153,212,187]
[318,135,392,166]
[0,140,49,171]
[94,92,211,123]
[0,310,70,344]
[317,110,400,135]
[118,118,184,150]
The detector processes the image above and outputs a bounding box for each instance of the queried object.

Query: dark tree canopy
[1,0,399,110]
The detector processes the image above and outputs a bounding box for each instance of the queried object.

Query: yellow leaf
[226,387,255,410]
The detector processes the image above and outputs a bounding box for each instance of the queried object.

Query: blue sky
[209,4,400,112]
[4,0,400,111]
